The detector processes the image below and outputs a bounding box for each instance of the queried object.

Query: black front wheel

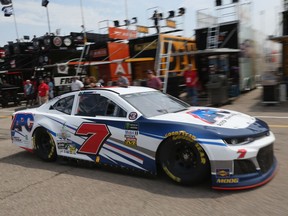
[158,136,210,185]
[34,128,57,162]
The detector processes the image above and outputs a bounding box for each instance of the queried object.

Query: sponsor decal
[12,137,22,142]
[128,112,138,120]
[63,38,72,47]
[124,129,139,147]
[69,144,77,154]
[90,48,107,58]
[57,125,71,140]
[57,142,67,150]
[216,178,239,184]
[124,137,137,147]
[57,141,76,154]
[53,36,62,47]
[11,113,34,133]
[125,130,139,136]
[54,76,86,86]
[57,140,72,149]
[216,169,230,178]
[125,122,138,131]
[108,27,137,40]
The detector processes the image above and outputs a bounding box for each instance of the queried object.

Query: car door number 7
[75,123,111,155]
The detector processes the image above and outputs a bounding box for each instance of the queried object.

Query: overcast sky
[0,0,283,46]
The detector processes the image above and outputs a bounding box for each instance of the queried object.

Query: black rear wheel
[34,128,57,161]
[158,135,210,185]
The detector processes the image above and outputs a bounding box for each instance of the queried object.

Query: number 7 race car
[10,86,277,190]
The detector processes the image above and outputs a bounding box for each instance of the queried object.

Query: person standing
[46,77,54,99]
[117,71,129,87]
[182,64,199,106]
[88,76,97,88]
[152,10,160,34]
[37,77,49,105]
[146,69,162,90]
[71,76,84,91]
[24,79,34,107]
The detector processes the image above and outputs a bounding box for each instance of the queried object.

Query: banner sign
[108,27,137,40]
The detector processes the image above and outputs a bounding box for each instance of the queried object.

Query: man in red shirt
[37,77,49,105]
[146,70,162,90]
[182,64,199,106]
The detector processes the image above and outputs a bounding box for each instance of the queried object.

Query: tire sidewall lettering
[164,131,206,165]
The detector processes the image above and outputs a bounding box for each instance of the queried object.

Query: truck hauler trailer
[128,33,197,96]
[51,32,198,98]
[195,2,258,94]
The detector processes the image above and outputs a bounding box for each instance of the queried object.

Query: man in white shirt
[71,76,84,91]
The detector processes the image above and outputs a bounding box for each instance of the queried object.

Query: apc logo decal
[11,113,34,134]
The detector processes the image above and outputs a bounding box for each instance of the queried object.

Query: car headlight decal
[224,137,254,145]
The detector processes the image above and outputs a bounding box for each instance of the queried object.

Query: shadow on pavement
[0,150,254,199]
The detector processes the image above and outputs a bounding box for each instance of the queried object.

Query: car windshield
[121,91,190,118]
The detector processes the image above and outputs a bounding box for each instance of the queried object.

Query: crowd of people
[21,64,200,107]
[23,76,54,107]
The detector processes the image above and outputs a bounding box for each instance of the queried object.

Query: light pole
[10,2,19,41]
[124,0,131,30]
[46,5,51,34]
[42,0,51,34]
[76,0,87,76]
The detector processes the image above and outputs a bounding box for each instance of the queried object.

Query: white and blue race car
[10,86,277,190]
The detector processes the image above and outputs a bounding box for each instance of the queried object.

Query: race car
[10,86,277,190]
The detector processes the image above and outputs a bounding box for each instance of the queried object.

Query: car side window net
[76,94,127,118]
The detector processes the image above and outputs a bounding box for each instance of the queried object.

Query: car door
[60,91,136,162]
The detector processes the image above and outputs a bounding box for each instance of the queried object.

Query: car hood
[149,107,256,129]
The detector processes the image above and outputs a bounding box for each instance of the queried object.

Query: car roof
[79,86,157,95]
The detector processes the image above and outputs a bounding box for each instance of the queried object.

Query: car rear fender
[32,114,67,140]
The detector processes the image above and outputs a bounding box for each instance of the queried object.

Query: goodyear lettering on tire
[165,131,196,142]
[165,131,206,165]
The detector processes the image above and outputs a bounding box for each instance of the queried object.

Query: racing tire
[34,128,57,162]
[158,135,210,185]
